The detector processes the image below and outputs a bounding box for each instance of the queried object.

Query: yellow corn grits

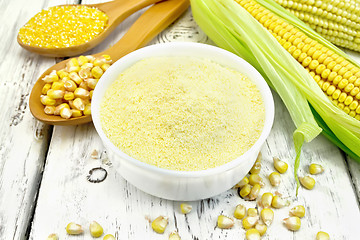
[100,57,265,171]
[18,5,108,48]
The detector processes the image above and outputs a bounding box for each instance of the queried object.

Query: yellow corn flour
[100,57,265,171]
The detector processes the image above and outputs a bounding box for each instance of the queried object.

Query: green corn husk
[191,0,360,194]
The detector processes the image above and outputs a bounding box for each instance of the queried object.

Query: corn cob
[237,0,360,120]
[273,0,360,52]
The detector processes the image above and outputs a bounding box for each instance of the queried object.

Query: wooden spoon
[29,0,189,125]
[17,0,163,57]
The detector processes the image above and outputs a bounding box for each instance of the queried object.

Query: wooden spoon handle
[94,0,162,27]
[100,0,190,61]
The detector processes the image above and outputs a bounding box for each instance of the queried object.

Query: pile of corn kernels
[40,55,112,119]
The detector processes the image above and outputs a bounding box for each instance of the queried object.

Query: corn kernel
[247,208,258,217]
[255,223,267,236]
[42,70,59,83]
[101,63,111,71]
[73,98,85,111]
[260,192,273,208]
[69,72,83,85]
[74,87,90,99]
[290,205,306,218]
[248,183,261,200]
[84,103,91,116]
[234,204,246,219]
[245,228,260,240]
[272,195,290,209]
[44,105,55,115]
[217,215,234,229]
[299,176,316,189]
[79,68,91,79]
[64,91,75,101]
[60,107,72,119]
[46,233,58,240]
[250,152,262,174]
[269,171,281,186]
[239,184,251,198]
[71,109,83,118]
[234,176,249,188]
[54,103,69,115]
[283,216,301,231]
[42,83,52,94]
[248,174,264,186]
[89,221,103,238]
[316,231,330,240]
[103,234,116,240]
[78,55,89,66]
[40,95,56,106]
[92,66,104,79]
[242,216,258,230]
[86,78,98,90]
[260,208,274,226]
[66,222,83,235]
[180,203,192,214]
[152,216,168,234]
[273,157,288,174]
[309,163,324,175]
[169,231,181,240]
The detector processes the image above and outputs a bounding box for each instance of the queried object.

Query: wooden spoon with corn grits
[17,0,163,57]
[29,0,190,125]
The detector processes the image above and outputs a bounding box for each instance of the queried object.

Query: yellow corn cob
[273,0,360,52]
[236,0,360,120]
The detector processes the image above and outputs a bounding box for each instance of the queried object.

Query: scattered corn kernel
[299,176,316,190]
[283,216,301,231]
[71,109,83,117]
[234,204,246,219]
[66,222,83,235]
[255,223,267,236]
[248,174,264,186]
[248,183,261,200]
[169,231,181,240]
[217,215,234,229]
[234,176,249,188]
[245,228,260,240]
[103,234,116,240]
[42,70,59,83]
[239,184,252,198]
[273,157,288,173]
[180,203,192,214]
[290,205,306,218]
[309,163,324,175]
[272,195,290,209]
[64,80,77,92]
[250,152,262,174]
[269,171,281,186]
[242,216,258,229]
[46,233,58,240]
[151,216,168,234]
[18,5,108,48]
[260,192,273,208]
[74,87,90,99]
[260,208,274,226]
[247,208,258,217]
[316,231,330,240]
[64,91,75,101]
[89,221,103,238]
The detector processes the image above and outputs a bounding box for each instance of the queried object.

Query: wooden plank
[29,3,360,240]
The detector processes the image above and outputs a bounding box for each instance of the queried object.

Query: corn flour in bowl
[92,42,274,200]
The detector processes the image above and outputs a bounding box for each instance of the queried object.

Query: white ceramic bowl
[92,42,274,201]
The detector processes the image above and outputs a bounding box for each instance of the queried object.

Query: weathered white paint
[0,0,359,239]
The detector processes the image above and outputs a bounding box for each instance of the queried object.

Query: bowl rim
[92,42,274,178]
